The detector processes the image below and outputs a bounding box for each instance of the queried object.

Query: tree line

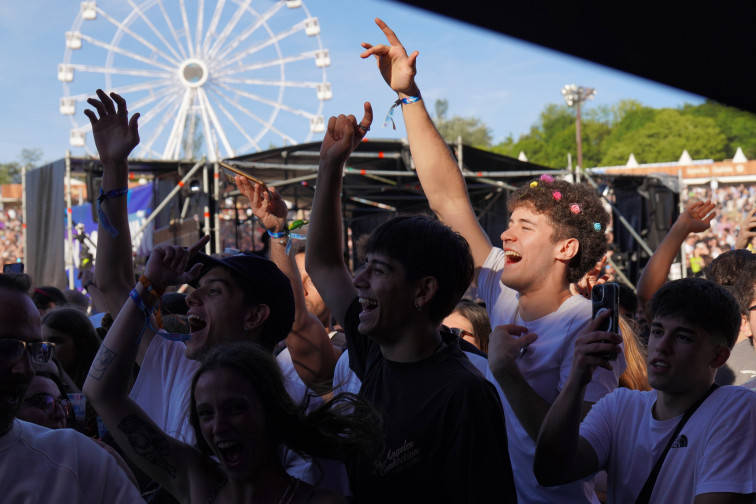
[435,99,756,169]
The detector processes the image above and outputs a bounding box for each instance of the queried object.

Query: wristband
[383,94,422,130]
[139,275,165,300]
[267,229,288,239]
[97,187,129,237]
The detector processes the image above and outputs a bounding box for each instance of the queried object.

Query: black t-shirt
[344,298,516,503]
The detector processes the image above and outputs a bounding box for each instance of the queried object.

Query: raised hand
[570,255,609,299]
[236,176,287,232]
[143,235,210,290]
[568,310,622,386]
[735,205,756,249]
[678,199,716,234]
[488,324,538,380]
[84,89,140,164]
[360,18,419,96]
[319,102,373,168]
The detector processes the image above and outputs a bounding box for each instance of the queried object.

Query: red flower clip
[570,204,581,214]
[552,191,562,201]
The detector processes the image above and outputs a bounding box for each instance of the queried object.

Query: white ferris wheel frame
[60,0,331,162]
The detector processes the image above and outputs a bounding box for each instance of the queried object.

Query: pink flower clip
[552,191,562,201]
[570,204,581,214]
[530,181,538,188]
[540,174,555,183]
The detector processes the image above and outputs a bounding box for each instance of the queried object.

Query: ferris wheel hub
[179,59,209,88]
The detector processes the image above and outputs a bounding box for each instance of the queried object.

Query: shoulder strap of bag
[634,383,719,504]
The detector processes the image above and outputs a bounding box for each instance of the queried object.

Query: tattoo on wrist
[88,344,117,381]
[118,414,177,478]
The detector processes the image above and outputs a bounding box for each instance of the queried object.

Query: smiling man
[535,277,756,502]
[0,274,142,503]
[305,107,516,502]
[361,18,621,502]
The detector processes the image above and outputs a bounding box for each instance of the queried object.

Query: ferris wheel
[59,0,331,162]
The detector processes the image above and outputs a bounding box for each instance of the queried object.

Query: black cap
[188,252,295,348]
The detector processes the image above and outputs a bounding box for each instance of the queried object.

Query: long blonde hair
[618,316,651,391]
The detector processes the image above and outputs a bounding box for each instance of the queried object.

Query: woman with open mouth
[86,341,383,503]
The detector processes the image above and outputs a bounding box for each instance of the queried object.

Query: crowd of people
[1,18,755,504]
[0,208,23,265]
[682,184,756,276]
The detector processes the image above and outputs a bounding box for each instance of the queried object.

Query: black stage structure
[29,140,676,289]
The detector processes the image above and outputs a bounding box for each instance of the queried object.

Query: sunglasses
[448,327,475,340]
[0,339,55,365]
[23,393,72,417]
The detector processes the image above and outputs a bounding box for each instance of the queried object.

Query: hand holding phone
[592,283,619,361]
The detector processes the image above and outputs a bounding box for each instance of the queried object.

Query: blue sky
[0,0,704,165]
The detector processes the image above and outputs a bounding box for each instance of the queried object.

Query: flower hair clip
[552,191,562,201]
[593,222,602,231]
[570,203,581,214]
[539,174,555,183]
[530,181,538,188]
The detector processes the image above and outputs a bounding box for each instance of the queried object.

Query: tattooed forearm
[118,414,177,478]
[88,344,117,381]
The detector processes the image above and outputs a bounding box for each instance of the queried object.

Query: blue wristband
[97,187,129,237]
[267,229,288,239]
[383,95,422,130]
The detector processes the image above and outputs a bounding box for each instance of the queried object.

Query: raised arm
[84,90,140,317]
[636,200,715,307]
[533,313,621,486]
[236,178,340,389]
[83,237,211,499]
[734,205,756,250]
[360,18,493,269]
[305,105,372,326]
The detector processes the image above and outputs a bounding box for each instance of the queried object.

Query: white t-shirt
[129,335,198,444]
[580,386,756,502]
[0,419,143,503]
[479,247,625,504]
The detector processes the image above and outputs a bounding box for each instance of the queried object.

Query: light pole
[561,84,596,179]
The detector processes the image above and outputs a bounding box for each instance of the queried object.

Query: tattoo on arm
[88,344,117,381]
[118,414,177,478]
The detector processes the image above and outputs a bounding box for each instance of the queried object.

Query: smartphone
[3,262,24,274]
[592,282,619,360]
[219,161,268,190]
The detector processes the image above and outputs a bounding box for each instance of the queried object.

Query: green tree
[681,100,756,159]
[433,99,492,148]
[600,109,727,165]
[0,148,43,184]
[491,103,610,168]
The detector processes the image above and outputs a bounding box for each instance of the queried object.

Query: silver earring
[415,303,422,311]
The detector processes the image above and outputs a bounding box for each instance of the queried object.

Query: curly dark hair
[509,177,609,283]
[189,342,384,466]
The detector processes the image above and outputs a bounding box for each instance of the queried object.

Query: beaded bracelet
[384,95,422,130]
